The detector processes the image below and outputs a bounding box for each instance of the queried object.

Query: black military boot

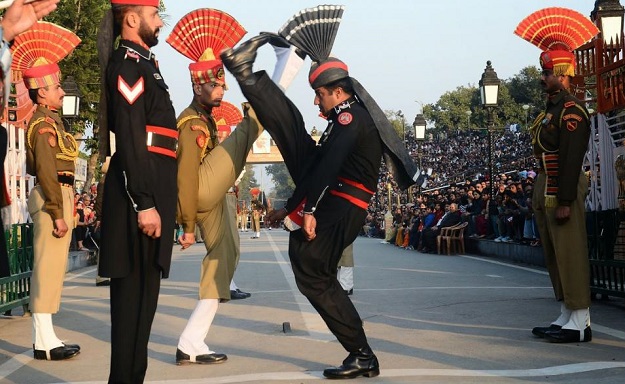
[220,34,273,84]
[323,346,380,379]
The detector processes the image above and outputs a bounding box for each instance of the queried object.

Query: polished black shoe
[230,289,250,300]
[532,324,562,338]
[544,326,592,343]
[33,345,80,361]
[220,34,272,82]
[344,289,353,296]
[235,288,251,298]
[175,348,227,365]
[323,346,380,379]
[95,279,110,287]
[62,342,80,351]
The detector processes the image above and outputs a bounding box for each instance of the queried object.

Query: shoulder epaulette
[27,117,48,149]
[177,114,205,130]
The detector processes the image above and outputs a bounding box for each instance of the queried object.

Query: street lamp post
[61,75,81,131]
[398,110,406,145]
[522,104,530,128]
[413,114,427,196]
[479,61,501,197]
[591,0,625,45]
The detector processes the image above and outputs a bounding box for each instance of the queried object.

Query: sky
[154,0,594,130]
[152,0,595,191]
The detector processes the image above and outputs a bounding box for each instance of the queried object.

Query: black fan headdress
[278,4,345,63]
[278,5,349,89]
[277,5,419,189]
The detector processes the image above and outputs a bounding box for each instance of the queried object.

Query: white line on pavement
[461,255,549,275]
[264,232,334,342]
[44,361,625,384]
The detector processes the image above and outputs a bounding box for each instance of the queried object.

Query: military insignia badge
[564,101,576,108]
[196,135,206,148]
[124,50,140,62]
[48,135,57,147]
[118,76,144,105]
[337,112,353,125]
[566,120,578,131]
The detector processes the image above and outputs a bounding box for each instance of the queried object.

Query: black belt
[330,177,374,209]
[147,133,177,152]
[58,173,74,186]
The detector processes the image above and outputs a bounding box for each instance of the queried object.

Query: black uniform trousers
[108,236,160,384]
[239,71,369,352]
[290,197,369,352]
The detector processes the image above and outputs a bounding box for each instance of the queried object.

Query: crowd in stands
[362,128,542,251]
[71,184,98,251]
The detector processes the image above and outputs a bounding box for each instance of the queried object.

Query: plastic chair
[437,222,461,255]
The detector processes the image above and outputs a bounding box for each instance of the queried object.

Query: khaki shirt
[176,101,218,233]
[531,90,590,205]
[26,105,77,220]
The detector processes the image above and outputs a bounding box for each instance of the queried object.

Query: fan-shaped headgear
[167,9,247,87]
[212,101,243,127]
[278,5,346,89]
[11,22,81,90]
[110,0,159,6]
[514,7,599,77]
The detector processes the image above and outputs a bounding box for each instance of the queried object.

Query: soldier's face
[540,69,564,94]
[40,83,65,110]
[196,82,225,108]
[138,7,163,48]
[314,86,340,117]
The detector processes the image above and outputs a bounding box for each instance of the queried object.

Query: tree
[237,165,258,202]
[46,0,109,189]
[422,65,544,133]
[265,163,294,202]
[425,85,478,131]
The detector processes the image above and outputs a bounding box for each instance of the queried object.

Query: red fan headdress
[212,101,242,142]
[11,22,81,90]
[514,7,599,76]
[167,8,246,86]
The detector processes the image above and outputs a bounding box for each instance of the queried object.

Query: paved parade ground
[1,229,624,384]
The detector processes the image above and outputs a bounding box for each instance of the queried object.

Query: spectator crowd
[362,128,543,250]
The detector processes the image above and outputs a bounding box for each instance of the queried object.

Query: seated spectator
[420,203,461,253]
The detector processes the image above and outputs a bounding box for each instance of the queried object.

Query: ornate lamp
[61,75,81,118]
[591,0,625,44]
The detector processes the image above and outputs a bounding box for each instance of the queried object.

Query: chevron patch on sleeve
[118,76,144,105]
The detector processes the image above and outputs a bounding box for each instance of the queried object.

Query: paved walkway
[0,229,624,383]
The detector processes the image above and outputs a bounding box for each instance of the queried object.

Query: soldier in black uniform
[98,1,177,382]
[515,8,598,344]
[221,31,417,379]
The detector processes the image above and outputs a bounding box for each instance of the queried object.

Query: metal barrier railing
[0,223,34,314]
[587,210,625,298]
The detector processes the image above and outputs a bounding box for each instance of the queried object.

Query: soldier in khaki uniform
[515,8,598,344]
[13,22,82,360]
[166,9,260,365]
[249,197,263,238]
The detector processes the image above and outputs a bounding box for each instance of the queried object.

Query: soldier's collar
[332,97,358,115]
[37,104,60,117]
[547,89,567,105]
[120,40,154,61]
[190,100,211,122]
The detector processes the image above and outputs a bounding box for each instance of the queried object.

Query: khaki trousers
[533,171,591,309]
[338,243,354,267]
[195,113,260,299]
[28,185,74,313]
